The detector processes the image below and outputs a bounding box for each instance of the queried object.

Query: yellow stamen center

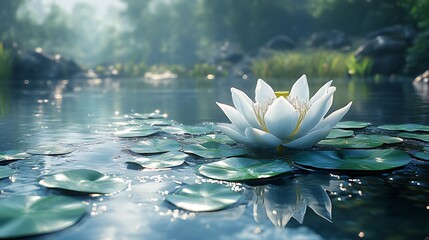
[274,91,290,98]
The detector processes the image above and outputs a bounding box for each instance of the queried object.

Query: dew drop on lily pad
[126,151,188,169]
[128,139,181,154]
[0,166,13,179]
[196,157,293,181]
[334,121,370,129]
[0,195,87,239]
[182,142,249,159]
[39,169,127,195]
[377,123,429,132]
[293,149,412,171]
[165,182,241,212]
[398,132,429,143]
[27,145,76,156]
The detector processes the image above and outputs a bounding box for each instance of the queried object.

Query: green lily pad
[0,150,31,162]
[377,123,429,132]
[39,169,127,194]
[27,145,76,156]
[184,134,235,144]
[126,151,188,169]
[128,139,181,154]
[126,112,167,120]
[196,157,293,181]
[410,151,429,161]
[162,125,213,135]
[165,183,241,212]
[318,134,402,149]
[326,129,354,139]
[114,126,161,138]
[293,149,412,171]
[398,132,429,143]
[0,166,13,179]
[334,121,370,129]
[0,195,86,239]
[182,142,249,159]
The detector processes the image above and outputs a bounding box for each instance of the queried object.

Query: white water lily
[216,75,352,149]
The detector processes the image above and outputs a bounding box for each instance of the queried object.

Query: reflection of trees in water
[252,175,332,228]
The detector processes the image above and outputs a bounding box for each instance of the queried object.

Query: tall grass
[251,50,371,79]
[0,42,13,81]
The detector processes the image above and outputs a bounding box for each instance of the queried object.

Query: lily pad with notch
[397,132,429,143]
[162,125,214,135]
[0,166,13,179]
[0,150,31,162]
[27,145,76,156]
[326,129,354,139]
[39,169,127,195]
[196,157,293,181]
[0,195,87,239]
[165,182,241,212]
[377,123,429,132]
[293,149,411,171]
[126,151,188,169]
[128,139,181,154]
[317,134,403,149]
[182,142,249,159]
[334,121,370,129]
[114,126,161,138]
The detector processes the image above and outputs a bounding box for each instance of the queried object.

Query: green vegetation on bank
[0,43,12,81]
[251,50,372,79]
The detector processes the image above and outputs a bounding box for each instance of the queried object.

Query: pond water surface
[0,76,428,239]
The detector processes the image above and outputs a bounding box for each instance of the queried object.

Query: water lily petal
[295,88,336,137]
[302,186,332,222]
[244,127,282,148]
[264,97,300,139]
[255,79,276,104]
[314,102,353,130]
[231,88,259,128]
[310,80,332,105]
[283,126,331,149]
[290,75,309,102]
[216,102,251,131]
[217,123,253,145]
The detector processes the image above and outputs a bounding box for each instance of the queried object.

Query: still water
[0,76,428,239]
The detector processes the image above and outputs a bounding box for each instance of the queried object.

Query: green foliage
[346,55,373,77]
[251,50,351,78]
[0,43,12,81]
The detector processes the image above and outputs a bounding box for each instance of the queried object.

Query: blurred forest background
[1,0,429,80]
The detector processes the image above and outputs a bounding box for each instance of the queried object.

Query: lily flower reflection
[252,175,332,228]
[217,75,352,149]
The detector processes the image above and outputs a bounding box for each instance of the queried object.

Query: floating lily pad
[293,149,411,171]
[126,112,167,120]
[127,151,188,169]
[0,166,13,179]
[397,132,429,143]
[128,139,181,154]
[182,142,249,159]
[196,157,293,181]
[27,145,76,156]
[377,123,429,132]
[162,125,213,135]
[0,150,31,162]
[114,126,161,138]
[334,121,370,129]
[165,183,241,212]
[326,129,354,139]
[0,195,86,239]
[410,151,429,161]
[141,119,176,126]
[39,169,127,194]
[184,134,235,144]
[318,134,402,149]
